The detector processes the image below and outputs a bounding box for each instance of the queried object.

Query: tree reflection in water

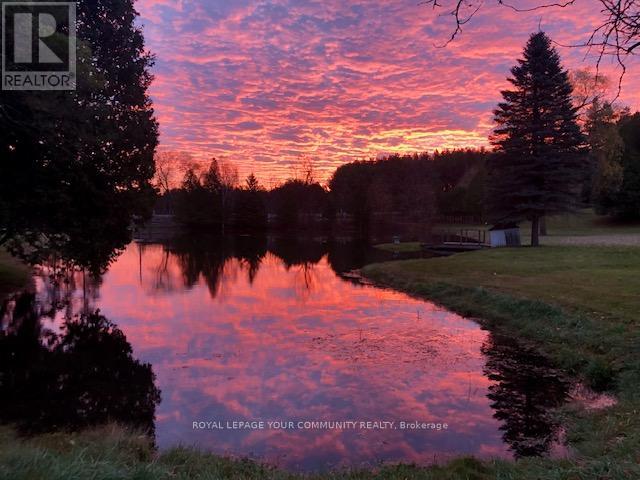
[0,293,161,435]
[482,334,569,458]
[142,235,403,300]
[1,236,574,462]
[138,235,572,458]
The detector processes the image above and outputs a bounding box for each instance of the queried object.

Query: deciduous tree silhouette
[421,0,639,91]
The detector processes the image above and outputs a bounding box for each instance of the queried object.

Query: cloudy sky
[136,0,640,183]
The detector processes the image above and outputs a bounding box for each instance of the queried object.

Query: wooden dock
[422,228,490,254]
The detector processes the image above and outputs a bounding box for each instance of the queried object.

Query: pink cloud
[136,0,640,182]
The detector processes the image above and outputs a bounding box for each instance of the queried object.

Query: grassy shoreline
[362,247,640,383]
[2,420,639,480]
[362,246,640,477]
[1,423,634,480]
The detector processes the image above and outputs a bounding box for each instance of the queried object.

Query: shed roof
[489,223,520,231]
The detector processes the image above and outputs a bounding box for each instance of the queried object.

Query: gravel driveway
[543,234,640,246]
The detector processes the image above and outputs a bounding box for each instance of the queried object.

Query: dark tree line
[329,153,436,233]
[161,149,489,236]
[170,161,332,233]
[431,149,489,219]
[329,149,490,231]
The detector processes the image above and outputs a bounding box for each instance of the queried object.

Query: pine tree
[234,174,267,231]
[488,32,586,246]
[246,173,261,192]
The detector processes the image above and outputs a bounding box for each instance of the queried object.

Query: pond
[0,236,570,472]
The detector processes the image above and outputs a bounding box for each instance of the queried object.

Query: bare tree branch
[420,0,639,92]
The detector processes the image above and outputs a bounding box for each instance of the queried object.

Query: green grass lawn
[0,249,30,300]
[365,246,640,322]
[528,210,640,237]
[362,246,640,388]
[362,245,640,478]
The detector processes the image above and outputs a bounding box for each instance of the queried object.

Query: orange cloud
[136,0,640,182]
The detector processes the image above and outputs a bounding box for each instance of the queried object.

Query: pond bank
[362,246,640,477]
[1,421,638,480]
[0,424,486,479]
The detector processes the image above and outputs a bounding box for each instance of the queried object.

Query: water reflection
[0,293,160,435]
[136,235,425,300]
[0,236,570,471]
[482,335,569,458]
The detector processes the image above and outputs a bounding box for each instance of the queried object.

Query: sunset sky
[136,0,640,184]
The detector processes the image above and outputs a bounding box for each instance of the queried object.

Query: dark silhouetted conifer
[489,32,586,246]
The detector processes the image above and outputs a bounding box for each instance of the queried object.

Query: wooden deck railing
[429,228,488,246]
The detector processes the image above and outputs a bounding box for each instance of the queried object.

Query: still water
[0,236,569,472]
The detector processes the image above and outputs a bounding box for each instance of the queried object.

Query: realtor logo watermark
[2,1,76,90]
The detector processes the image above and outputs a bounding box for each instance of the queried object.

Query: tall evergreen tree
[234,174,267,232]
[488,32,586,246]
[246,173,261,192]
